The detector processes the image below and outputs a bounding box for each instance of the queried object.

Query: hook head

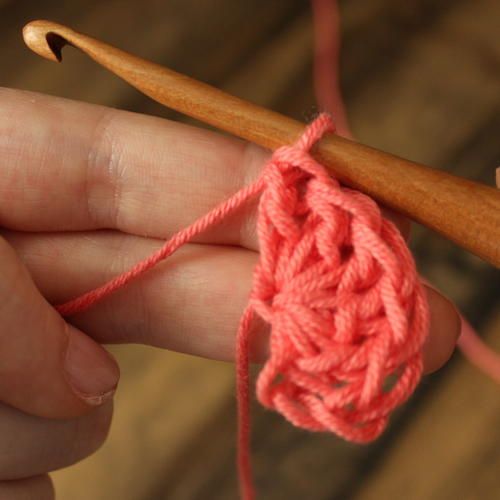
[23,20,70,62]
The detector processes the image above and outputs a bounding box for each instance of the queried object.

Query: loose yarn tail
[236,306,256,500]
[458,317,500,384]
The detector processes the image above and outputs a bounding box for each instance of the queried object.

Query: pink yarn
[311,0,352,138]
[57,114,429,499]
[235,114,429,499]
[458,317,500,384]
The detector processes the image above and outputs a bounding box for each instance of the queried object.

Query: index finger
[0,87,267,249]
[0,87,410,249]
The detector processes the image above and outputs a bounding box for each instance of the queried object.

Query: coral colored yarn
[234,114,429,499]
[57,114,429,499]
[252,116,429,442]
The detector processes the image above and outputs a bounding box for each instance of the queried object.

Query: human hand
[0,87,460,498]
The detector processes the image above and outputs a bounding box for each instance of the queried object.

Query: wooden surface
[1,0,499,499]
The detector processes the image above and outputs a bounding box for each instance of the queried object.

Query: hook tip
[23,20,69,62]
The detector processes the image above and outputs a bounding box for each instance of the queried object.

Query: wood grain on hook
[22,20,500,267]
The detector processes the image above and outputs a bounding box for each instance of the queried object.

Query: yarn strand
[56,178,265,316]
[311,0,351,138]
[236,306,256,500]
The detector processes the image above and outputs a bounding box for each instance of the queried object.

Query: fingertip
[422,285,461,374]
[248,316,270,364]
[63,324,120,408]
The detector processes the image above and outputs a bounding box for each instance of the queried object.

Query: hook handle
[23,20,500,267]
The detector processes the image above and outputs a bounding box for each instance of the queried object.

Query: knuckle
[85,109,125,229]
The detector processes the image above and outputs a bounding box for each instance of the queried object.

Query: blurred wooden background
[1,0,499,498]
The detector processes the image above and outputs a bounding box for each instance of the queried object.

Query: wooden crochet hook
[23,20,500,267]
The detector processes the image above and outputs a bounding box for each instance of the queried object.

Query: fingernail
[64,326,120,405]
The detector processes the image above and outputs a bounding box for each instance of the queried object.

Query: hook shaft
[22,20,500,266]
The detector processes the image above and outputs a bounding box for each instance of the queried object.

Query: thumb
[0,237,119,418]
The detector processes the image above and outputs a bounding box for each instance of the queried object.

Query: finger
[6,229,260,361]
[421,286,461,373]
[0,236,119,418]
[0,87,261,248]
[5,230,458,373]
[0,401,112,480]
[0,475,54,500]
[0,88,409,249]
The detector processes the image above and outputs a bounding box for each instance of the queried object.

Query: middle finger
[5,230,456,371]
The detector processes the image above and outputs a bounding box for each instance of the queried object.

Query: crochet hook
[22,20,500,267]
